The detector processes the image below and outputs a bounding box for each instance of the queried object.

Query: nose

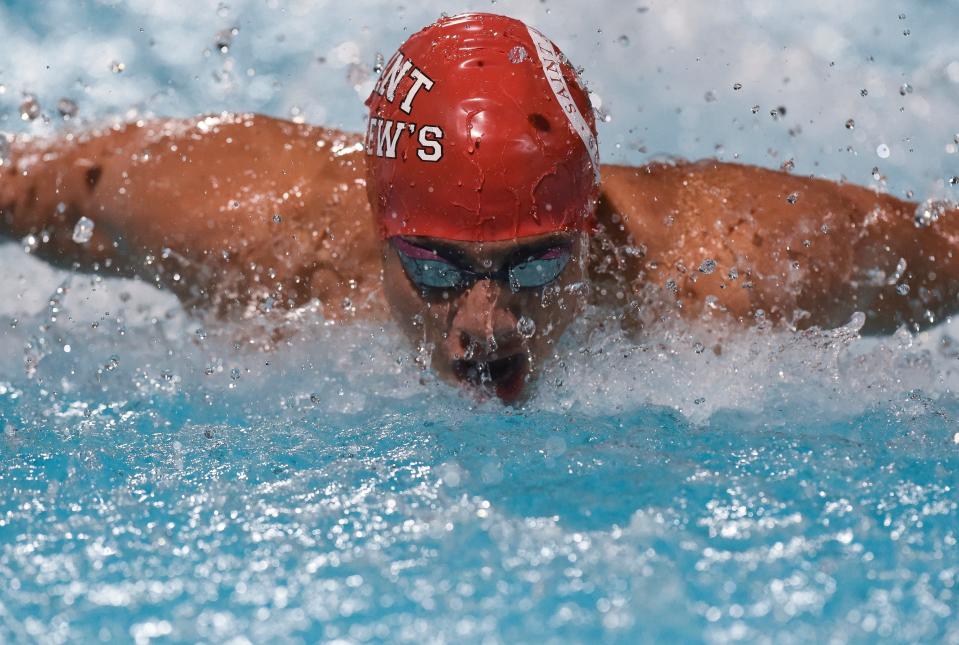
[447,279,520,359]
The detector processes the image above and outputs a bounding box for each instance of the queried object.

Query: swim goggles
[391,237,572,291]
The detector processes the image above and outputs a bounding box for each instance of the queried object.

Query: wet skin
[2,114,959,401]
[382,233,585,403]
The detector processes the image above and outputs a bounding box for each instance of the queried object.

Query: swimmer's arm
[0,116,381,316]
[599,161,959,334]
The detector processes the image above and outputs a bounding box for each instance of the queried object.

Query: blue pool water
[3,0,959,642]
[2,283,958,642]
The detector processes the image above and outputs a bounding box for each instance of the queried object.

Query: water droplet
[698,258,717,274]
[876,143,891,159]
[110,61,126,74]
[617,35,630,47]
[21,233,45,256]
[733,82,742,91]
[517,316,536,338]
[57,98,78,120]
[72,217,95,244]
[508,46,528,64]
[215,27,239,54]
[897,283,910,295]
[915,200,949,227]
[786,192,799,204]
[845,118,855,130]
[899,83,913,96]
[19,94,40,121]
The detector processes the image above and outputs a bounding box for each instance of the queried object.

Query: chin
[450,352,532,405]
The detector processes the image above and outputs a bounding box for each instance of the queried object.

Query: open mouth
[452,352,530,403]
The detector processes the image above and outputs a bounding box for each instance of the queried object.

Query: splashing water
[2,249,959,641]
[71,217,95,244]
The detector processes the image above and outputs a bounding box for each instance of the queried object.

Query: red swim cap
[365,13,600,242]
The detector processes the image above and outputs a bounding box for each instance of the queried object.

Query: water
[2,0,959,642]
[2,264,958,643]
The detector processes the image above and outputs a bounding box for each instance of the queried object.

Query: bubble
[860,88,868,97]
[230,367,241,380]
[110,61,126,74]
[897,283,910,295]
[780,158,795,172]
[698,259,717,274]
[508,46,528,64]
[899,83,913,96]
[517,316,536,339]
[272,214,282,223]
[617,35,629,47]
[751,105,760,114]
[876,144,891,159]
[786,192,799,204]
[57,98,78,120]
[19,94,40,121]
[949,176,958,186]
[733,82,742,91]
[72,217,95,244]
[845,118,855,130]
[704,90,717,103]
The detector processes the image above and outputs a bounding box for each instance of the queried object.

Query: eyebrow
[399,236,572,269]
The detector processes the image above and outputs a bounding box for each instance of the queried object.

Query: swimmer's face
[382,232,586,403]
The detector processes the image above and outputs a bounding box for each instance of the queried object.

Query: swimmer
[2,13,958,402]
